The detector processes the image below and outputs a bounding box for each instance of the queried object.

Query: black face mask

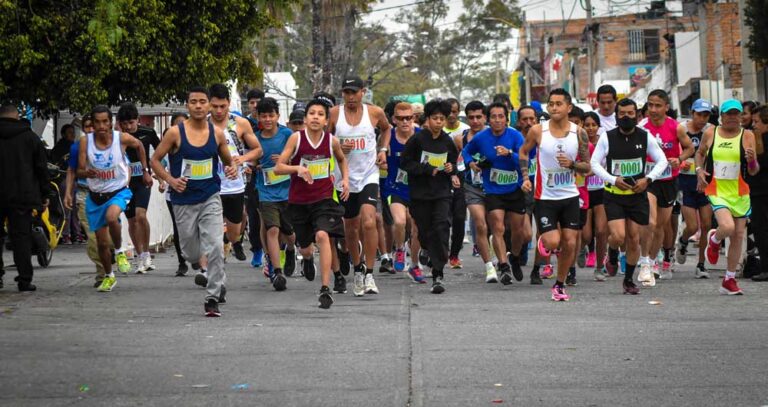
[617,116,636,131]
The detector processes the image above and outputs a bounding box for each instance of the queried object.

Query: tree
[744,0,768,64]
[0,0,296,115]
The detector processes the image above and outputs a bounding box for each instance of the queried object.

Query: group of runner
[63,78,761,316]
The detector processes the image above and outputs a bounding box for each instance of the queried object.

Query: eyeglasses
[395,115,414,121]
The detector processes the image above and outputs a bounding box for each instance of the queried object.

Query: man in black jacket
[0,104,51,291]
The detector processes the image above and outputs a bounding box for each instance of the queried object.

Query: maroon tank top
[288,130,335,204]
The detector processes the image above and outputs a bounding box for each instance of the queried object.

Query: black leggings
[411,198,451,273]
[245,175,263,253]
[449,186,466,257]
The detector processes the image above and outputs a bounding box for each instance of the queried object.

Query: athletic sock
[663,248,674,263]
[555,280,565,287]
[678,236,689,248]
[625,264,636,282]
[333,270,341,277]
[608,247,619,264]
[568,266,576,275]
[365,267,373,275]
[588,238,595,252]
[532,263,542,273]
[725,270,736,280]
[711,233,722,245]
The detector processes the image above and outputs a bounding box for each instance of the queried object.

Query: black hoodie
[0,118,51,208]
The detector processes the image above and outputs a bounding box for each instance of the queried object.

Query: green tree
[744,0,768,64]
[0,0,295,115]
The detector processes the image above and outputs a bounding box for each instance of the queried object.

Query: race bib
[713,161,740,180]
[646,161,672,179]
[262,167,290,186]
[490,168,518,185]
[610,158,643,177]
[471,169,483,186]
[529,157,537,178]
[680,158,696,175]
[300,157,330,180]
[90,166,117,181]
[545,168,575,188]
[129,161,143,177]
[395,168,409,185]
[420,151,447,170]
[182,158,214,180]
[339,135,369,154]
[586,175,604,190]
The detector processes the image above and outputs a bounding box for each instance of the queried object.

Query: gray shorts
[464,183,485,206]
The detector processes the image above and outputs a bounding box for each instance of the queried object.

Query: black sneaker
[511,258,524,282]
[318,286,334,309]
[333,273,347,293]
[284,250,296,277]
[272,270,287,291]
[499,264,513,286]
[219,285,227,303]
[175,262,189,277]
[191,262,201,270]
[233,242,247,261]
[566,270,578,286]
[530,269,543,285]
[302,258,316,281]
[379,258,395,274]
[204,299,221,317]
[338,249,351,276]
[430,276,445,294]
[18,283,36,292]
[419,249,430,267]
[194,271,208,287]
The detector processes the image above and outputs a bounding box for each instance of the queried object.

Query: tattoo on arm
[574,130,591,174]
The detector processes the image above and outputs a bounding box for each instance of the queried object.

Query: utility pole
[585,0,593,94]
[495,42,501,94]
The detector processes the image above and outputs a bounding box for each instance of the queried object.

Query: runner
[209,83,263,263]
[244,88,265,268]
[329,75,391,297]
[520,89,591,301]
[463,101,526,285]
[596,84,618,134]
[444,98,469,269]
[253,97,297,291]
[567,105,590,286]
[637,89,694,284]
[77,105,150,292]
[288,110,305,133]
[159,113,190,276]
[150,86,239,317]
[696,99,760,295]
[274,100,350,308]
[382,102,425,283]
[400,99,460,294]
[675,99,713,278]
[116,102,159,274]
[582,111,609,281]
[590,98,669,295]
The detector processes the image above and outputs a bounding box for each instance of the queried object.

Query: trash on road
[648,300,662,305]
[231,383,250,390]
[78,384,89,393]
[191,384,210,388]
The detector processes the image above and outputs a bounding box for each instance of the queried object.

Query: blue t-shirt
[255,125,293,202]
[462,127,525,195]
[68,141,88,187]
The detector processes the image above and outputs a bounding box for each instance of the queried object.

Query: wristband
[748,160,758,169]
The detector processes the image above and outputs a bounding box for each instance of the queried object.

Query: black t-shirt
[126,125,159,185]
[400,128,458,201]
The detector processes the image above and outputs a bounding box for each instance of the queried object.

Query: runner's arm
[744,130,760,176]
[214,127,233,167]
[589,134,616,185]
[519,125,541,179]
[574,128,592,174]
[121,133,149,172]
[375,107,391,150]
[274,133,300,176]
[694,127,714,174]
[76,137,90,178]
[332,137,350,200]
[677,124,695,162]
[646,132,669,182]
[150,126,179,183]
[328,106,339,135]
[238,116,263,163]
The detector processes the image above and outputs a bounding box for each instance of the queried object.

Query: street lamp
[482,16,519,28]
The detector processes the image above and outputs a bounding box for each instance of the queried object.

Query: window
[627,29,660,63]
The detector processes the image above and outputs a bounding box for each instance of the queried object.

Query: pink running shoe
[408,265,427,284]
[719,277,743,295]
[706,229,721,265]
[585,251,596,268]
[551,284,570,301]
[541,264,554,279]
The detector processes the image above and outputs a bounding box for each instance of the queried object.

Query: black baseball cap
[289,110,305,124]
[341,76,365,92]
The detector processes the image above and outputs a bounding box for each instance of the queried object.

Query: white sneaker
[593,269,607,281]
[144,255,156,271]
[695,265,710,279]
[639,263,656,287]
[353,272,365,297]
[364,273,379,294]
[136,257,148,274]
[485,264,499,283]
[675,241,687,265]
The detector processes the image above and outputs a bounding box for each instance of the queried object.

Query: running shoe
[204,299,221,317]
[418,249,430,268]
[233,242,247,261]
[353,271,365,297]
[638,263,656,287]
[511,259,524,281]
[333,274,347,294]
[499,263,513,286]
[659,261,673,280]
[551,284,570,301]
[116,252,131,274]
[619,252,627,274]
[318,286,334,309]
[520,242,529,266]
[530,269,543,285]
[604,256,618,277]
[577,247,587,268]
[430,276,445,294]
[97,275,117,292]
[394,248,406,272]
[540,264,554,279]
[566,269,578,286]
[622,280,640,295]
[695,263,710,279]
[175,262,188,277]
[194,271,208,288]
[675,238,688,265]
[144,255,156,271]
[537,236,551,257]
[364,273,379,294]
[251,248,263,268]
[263,255,273,279]
[219,285,227,304]
[284,250,296,277]
[719,277,743,295]
[379,258,395,274]
[272,270,287,291]
[594,268,607,282]
[751,271,768,281]
[338,248,351,276]
[652,262,660,279]
[485,263,499,283]
[706,229,721,265]
[449,256,463,269]
[585,251,596,268]
[136,259,148,274]
[408,265,426,284]
[302,258,316,281]
[472,245,480,257]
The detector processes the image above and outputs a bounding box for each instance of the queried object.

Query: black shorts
[535,196,581,233]
[125,182,151,219]
[463,183,484,206]
[380,192,394,226]
[588,189,604,208]
[525,189,535,215]
[682,189,709,209]
[648,179,678,208]
[604,192,650,226]
[221,193,245,224]
[259,201,294,235]
[672,200,681,216]
[289,199,346,249]
[388,194,410,208]
[341,183,379,219]
[580,208,588,228]
[485,189,526,214]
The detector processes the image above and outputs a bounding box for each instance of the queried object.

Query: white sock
[725,271,736,280]
[115,247,125,254]
[107,271,115,277]
[640,256,650,265]
[485,261,495,271]
[711,233,721,245]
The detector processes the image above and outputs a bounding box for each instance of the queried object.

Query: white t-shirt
[597,111,616,136]
[445,122,470,139]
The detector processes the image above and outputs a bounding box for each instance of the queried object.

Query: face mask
[618,116,636,131]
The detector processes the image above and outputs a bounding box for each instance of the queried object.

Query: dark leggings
[750,194,768,274]
[245,175,263,252]
[165,200,185,265]
[449,186,467,257]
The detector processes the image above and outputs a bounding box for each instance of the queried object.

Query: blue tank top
[169,122,221,205]
[383,129,410,202]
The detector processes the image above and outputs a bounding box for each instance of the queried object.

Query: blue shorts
[682,189,709,209]
[86,188,133,232]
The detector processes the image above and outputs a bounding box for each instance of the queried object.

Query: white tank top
[534,121,580,200]
[217,117,246,195]
[86,131,130,193]
[334,103,379,193]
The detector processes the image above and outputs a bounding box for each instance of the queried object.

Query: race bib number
[611,158,643,177]
[645,161,672,179]
[300,157,330,180]
[395,168,409,185]
[545,168,575,188]
[420,151,447,170]
[680,158,696,175]
[586,175,604,190]
[90,166,117,181]
[129,162,143,177]
[490,168,518,185]
[713,161,740,180]
[182,158,214,180]
[262,167,290,186]
[339,135,369,154]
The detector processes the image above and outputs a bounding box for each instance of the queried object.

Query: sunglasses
[395,115,414,121]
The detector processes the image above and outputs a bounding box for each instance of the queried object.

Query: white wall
[675,32,701,86]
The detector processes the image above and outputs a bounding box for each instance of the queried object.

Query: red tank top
[288,130,335,204]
